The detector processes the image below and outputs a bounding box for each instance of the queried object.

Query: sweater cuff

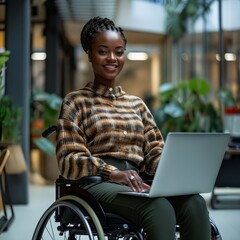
[101,164,118,180]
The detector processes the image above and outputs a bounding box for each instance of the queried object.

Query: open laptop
[119,132,230,198]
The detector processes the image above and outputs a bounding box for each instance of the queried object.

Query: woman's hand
[110,169,151,192]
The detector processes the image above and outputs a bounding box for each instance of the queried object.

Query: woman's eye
[99,50,107,55]
[116,51,124,57]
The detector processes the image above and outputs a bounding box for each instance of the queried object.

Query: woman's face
[88,31,125,86]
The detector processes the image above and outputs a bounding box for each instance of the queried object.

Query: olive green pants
[85,181,210,240]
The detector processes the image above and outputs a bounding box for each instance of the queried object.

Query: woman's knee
[140,197,176,226]
[184,195,208,215]
[177,194,209,225]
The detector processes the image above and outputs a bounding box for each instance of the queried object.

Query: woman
[56,16,210,240]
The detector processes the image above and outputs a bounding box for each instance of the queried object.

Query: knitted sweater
[56,82,164,180]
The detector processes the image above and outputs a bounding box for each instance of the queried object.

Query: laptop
[119,132,230,198]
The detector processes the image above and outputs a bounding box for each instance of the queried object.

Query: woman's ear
[87,50,92,62]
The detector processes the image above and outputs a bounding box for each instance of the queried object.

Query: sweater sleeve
[56,98,117,180]
[140,102,164,175]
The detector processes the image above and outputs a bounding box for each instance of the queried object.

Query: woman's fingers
[110,169,147,192]
[127,170,144,192]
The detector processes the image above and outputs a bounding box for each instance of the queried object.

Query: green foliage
[31,89,62,155]
[153,78,223,138]
[0,50,22,143]
[217,88,240,109]
[164,0,210,41]
[34,137,56,156]
[0,50,10,94]
[31,89,62,129]
[0,95,22,142]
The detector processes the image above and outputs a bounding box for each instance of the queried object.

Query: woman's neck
[94,78,115,88]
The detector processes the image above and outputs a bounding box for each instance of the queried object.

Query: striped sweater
[56,82,164,180]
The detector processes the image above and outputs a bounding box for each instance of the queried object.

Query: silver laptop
[119,132,230,198]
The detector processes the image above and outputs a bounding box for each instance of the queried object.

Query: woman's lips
[104,64,118,71]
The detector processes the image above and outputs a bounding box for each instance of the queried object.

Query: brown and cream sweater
[56,82,164,180]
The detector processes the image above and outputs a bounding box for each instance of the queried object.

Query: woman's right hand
[110,169,151,192]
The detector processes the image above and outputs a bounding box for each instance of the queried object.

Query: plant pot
[40,152,59,181]
[224,107,240,136]
[30,119,44,148]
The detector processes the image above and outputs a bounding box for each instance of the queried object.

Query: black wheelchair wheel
[32,196,105,240]
[210,217,223,240]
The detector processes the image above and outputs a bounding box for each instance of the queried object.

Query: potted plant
[217,88,240,113]
[30,89,62,181]
[217,88,240,137]
[0,50,26,175]
[152,78,223,138]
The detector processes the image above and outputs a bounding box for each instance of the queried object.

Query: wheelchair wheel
[32,196,105,240]
[210,217,223,240]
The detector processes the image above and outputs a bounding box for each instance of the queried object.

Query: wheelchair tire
[32,196,105,240]
[210,217,223,240]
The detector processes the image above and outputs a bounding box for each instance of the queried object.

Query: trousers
[84,158,211,240]
[85,182,210,240]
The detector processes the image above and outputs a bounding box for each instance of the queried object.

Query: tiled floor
[1,179,240,240]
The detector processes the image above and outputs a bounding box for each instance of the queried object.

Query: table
[211,147,240,209]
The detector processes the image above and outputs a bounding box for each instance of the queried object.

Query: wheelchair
[32,126,223,240]
[32,175,223,240]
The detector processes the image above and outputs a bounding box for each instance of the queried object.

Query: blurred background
[0,1,240,237]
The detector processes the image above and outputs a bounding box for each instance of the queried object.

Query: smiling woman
[55,16,211,240]
[80,17,126,87]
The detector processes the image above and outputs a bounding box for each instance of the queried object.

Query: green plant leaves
[217,88,237,108]
[34,137,56,156]
[0,95,22,142]
[153,78,223,138]
[187,78,210,95]
[0,50,10,71]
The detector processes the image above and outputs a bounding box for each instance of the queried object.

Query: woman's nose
[107,52,116,61]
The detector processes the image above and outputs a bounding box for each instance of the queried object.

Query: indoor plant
[0,50,10,140]
[217,88,240,113]
[30,89,62,180]
[152,78,223,138]
[0,50,22,143]
[0,95,22,143]
[0,50,26,175]
[217,88,240,135]
[164,0,211,41]
[31,89,62,154]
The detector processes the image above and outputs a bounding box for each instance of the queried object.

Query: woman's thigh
[85,182,177,240]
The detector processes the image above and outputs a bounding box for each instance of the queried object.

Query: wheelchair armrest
[57,175,103,187]
[77,175,103,185]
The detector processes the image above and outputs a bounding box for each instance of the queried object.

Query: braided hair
[81,16,127,53]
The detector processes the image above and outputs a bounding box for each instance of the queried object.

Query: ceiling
[52,0,166,47]
[55,0,119,23]
[0,0,166,49]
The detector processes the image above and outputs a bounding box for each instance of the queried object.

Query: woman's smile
[103,64,118,72]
